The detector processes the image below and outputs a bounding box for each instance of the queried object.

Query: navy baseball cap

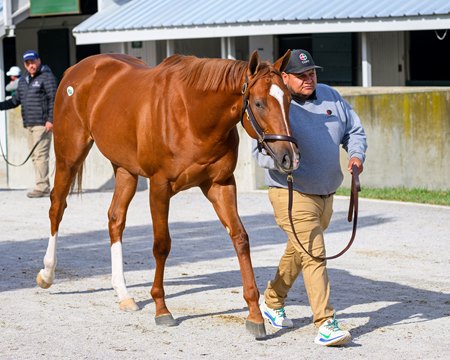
[23,50,40,62]
[284,49,322,74]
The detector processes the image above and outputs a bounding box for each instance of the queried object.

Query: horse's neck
[219,91,245,130]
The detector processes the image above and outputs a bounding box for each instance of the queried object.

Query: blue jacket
[253,83,367,196]
[0,64,57,127]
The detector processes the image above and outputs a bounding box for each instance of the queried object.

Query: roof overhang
[73,15,450,45]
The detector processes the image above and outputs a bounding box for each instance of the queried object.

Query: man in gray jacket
[0,50,57,198]
[253,49,367,346]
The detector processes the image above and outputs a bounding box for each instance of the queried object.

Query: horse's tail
[70,162,84,194]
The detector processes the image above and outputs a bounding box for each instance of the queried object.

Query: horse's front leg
[37,160,79,289]
[149,179,176,326]
[108,167,139,311]
[36,233,58,289]
[201,178,266,338]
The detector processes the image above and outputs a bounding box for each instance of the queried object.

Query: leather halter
[240,76,298,170]
[287,164,361,261]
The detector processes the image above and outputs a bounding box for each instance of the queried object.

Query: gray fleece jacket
[252,83,367,196]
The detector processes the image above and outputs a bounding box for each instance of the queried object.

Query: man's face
[24,58,41,77]
[282,69,317,99]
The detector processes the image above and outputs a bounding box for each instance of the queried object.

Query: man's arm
[340,98,367,173]
[0,97,20,111]
[251,139,278,170]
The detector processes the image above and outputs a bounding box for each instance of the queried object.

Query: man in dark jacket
[0,50,57,198]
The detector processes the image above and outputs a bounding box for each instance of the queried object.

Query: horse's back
[62,53,148,80]
[53,54,155,172]
[55,53,154,130]
[57,53,150,106]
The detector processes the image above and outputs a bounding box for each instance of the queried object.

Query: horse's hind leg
[201,179,266,338]
[36,137,94,289]
[108,166,139,311]
[149,178,176,326]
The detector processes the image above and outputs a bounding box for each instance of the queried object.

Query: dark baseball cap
[284,49,322,74]
[23,50,40,62]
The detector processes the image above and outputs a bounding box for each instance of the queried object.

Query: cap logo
[299,53,308,61]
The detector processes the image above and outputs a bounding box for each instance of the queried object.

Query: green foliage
[336,187,450,206]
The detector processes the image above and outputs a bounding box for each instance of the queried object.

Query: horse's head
[241,50,300,174]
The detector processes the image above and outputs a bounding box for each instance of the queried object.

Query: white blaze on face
[269,83,297,164]
[269,84,289,134]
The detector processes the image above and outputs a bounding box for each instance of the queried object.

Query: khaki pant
[264,187,335,326]
[26,126,52,192]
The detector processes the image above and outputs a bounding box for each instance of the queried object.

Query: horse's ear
[273,49,291,73]
[248,50,260,76]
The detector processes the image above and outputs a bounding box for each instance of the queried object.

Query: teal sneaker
[314,316,351,346]
[260,302,293,329]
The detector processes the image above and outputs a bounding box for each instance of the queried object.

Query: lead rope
[287,164,361,261]
[0,132,46,167]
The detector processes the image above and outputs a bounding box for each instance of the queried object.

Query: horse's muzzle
[277,149,300,174]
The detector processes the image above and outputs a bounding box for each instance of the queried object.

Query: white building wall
[126,41,157,66]
[100,42,125,54]
[249,35,274,62]
[369,32,405,86]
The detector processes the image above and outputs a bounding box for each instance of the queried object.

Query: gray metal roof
[73,0,450,44]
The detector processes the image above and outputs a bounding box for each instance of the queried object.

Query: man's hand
[348,157,363,174]
[45,121,53,132]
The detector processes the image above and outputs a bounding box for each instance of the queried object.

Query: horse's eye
[255,101,262,108]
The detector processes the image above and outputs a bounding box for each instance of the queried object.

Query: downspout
[220,37,236,60]
[166,40,174,57]
[361,32,372,87]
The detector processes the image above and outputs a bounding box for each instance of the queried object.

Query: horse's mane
[157,55,271,92]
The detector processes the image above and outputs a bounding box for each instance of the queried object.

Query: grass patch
[336,187,450,206]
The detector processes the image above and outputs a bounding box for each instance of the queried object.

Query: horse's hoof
[155,313,176,326]
[119,298,139,312]
[246,320,266,339]
[36,271,52,289]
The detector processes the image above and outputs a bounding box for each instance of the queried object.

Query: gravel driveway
[1,188,449,359]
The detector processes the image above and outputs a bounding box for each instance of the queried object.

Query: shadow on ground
[1,210,390,291]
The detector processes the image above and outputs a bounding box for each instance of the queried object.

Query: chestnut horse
[36,51,299,338]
